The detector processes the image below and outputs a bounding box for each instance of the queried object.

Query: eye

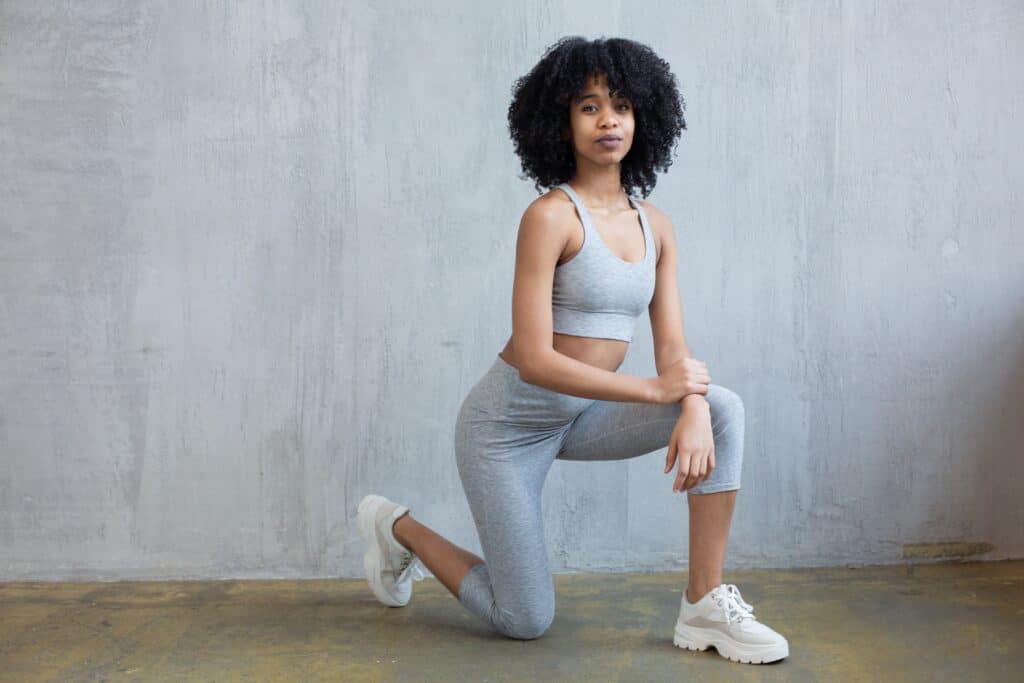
[581,103,630,113]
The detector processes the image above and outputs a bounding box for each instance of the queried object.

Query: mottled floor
[1,560,1021,682]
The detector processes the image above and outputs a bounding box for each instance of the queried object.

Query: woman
[358,36,789,664]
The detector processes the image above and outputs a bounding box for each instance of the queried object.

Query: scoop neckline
[561,183,648,265]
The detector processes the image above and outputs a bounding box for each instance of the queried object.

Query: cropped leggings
[453,354,745,640]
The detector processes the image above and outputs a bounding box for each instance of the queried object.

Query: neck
[567,165,627,208]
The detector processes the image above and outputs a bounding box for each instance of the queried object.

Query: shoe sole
[357,494,408,608]
[673,623,789,664]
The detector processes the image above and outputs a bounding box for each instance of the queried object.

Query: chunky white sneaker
[356,494,427,607]
[673,583,789,664]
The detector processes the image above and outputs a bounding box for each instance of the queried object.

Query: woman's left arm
[645,204,709,411]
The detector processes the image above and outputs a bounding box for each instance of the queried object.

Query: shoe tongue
[713,589,754,623]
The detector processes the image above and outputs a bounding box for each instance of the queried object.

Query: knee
[708,385,744,427]
[502,604,555,640]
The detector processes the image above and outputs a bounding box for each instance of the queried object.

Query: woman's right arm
[509,198,663,404]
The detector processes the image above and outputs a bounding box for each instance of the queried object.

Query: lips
[596,135,622,142]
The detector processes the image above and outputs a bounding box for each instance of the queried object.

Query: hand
[663,404,715,493]
[653,357,710,404]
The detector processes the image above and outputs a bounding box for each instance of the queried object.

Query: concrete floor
[1,560,1021,682]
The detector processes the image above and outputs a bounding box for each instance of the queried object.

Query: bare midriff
[498,333,628,374]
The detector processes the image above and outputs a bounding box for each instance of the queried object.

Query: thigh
[556,383,743,462]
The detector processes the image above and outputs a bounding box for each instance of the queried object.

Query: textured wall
[1,1,1021,581]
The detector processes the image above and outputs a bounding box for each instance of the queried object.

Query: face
[564,72,635,165]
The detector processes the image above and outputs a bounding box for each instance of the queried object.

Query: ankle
[685,582,720,604]
[391,511,414,550]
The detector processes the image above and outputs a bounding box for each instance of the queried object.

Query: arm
[509,197,659,404]
[522,348,658,403]
[645,206,708,410]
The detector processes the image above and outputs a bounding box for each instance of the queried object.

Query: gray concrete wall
[1,1,1021,581]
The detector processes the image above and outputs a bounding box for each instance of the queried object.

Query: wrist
[680,393,709,409]
[646,378,664,404]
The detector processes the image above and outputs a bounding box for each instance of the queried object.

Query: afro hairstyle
[507,36,687,198]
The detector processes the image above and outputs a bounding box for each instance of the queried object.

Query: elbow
[517,361,538,384]
[516,351,550,384]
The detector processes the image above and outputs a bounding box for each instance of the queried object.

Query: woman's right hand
[652,358,710,403]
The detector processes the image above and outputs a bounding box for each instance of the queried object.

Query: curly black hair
[507,36,687,198]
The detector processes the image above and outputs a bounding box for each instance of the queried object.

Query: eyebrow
[576,92,629,103]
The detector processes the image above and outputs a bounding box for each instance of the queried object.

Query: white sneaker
[673,583,789,664]
[356,494,427,607]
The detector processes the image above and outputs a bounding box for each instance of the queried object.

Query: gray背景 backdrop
[1,1,1021,581]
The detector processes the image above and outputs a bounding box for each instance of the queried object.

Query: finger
[679,453,696,491]
[674,456,690,492]
[686,455,702,490]
[664,441,677,473]
[702,451,715,483]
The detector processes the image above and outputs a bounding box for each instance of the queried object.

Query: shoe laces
[396,553,427,583]
[713,583,756,624]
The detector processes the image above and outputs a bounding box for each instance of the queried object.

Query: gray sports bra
[550,182,657,343]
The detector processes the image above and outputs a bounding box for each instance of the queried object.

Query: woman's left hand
[663,402,715,492]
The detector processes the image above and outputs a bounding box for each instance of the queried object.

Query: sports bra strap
[556,183,594,229]
[559,183,651,253]
[629,195,652,237]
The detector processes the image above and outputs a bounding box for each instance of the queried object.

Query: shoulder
[523,186,573,221]
[512,187,575,265]
[517,187,575,238]
[633,197,672,233]
[633,197,676,263]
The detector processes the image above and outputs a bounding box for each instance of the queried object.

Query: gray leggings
[453,354,745,639]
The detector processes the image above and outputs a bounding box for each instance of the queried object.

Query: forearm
[654,343,692,376]
[654,344,709,408]
[520,349,657,403]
